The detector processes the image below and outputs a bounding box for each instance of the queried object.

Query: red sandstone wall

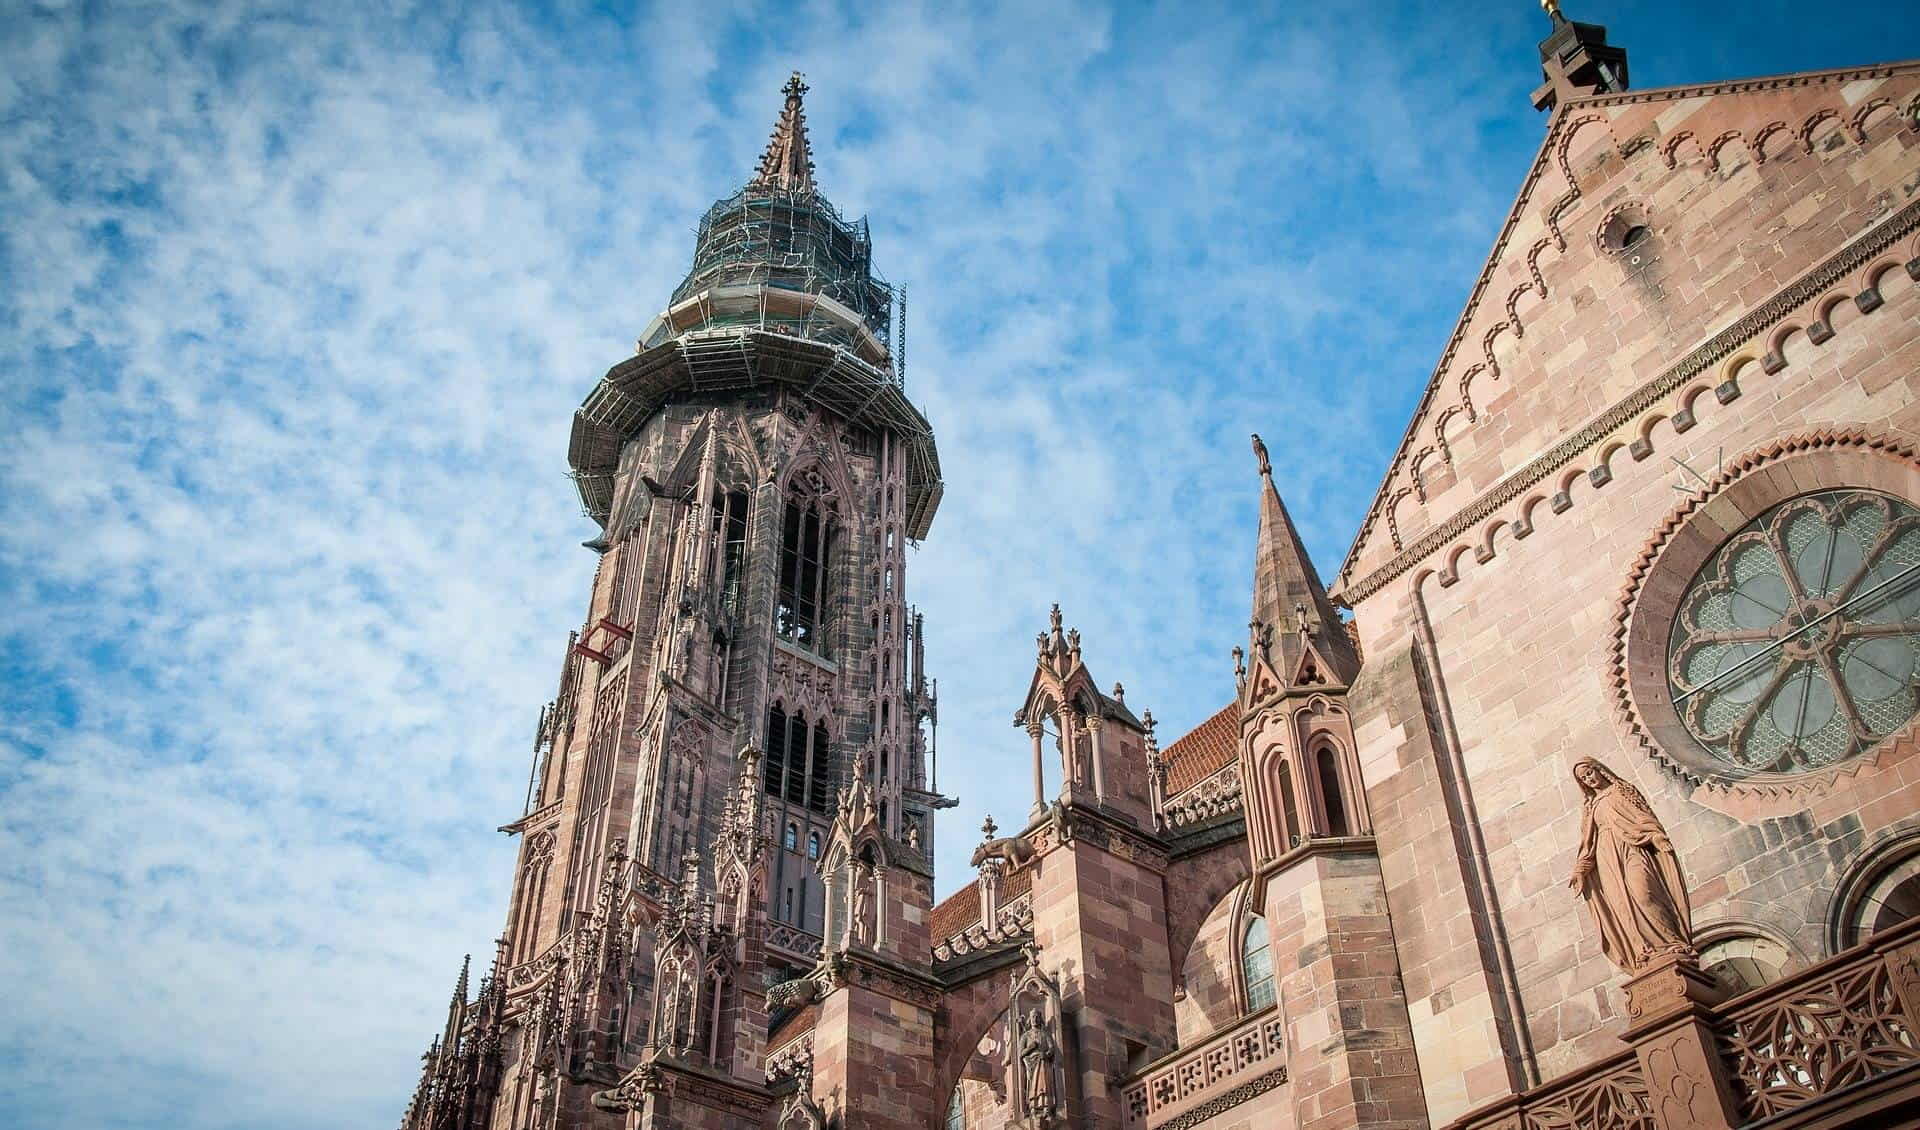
[1344,68,1920,1122]
[1175,887,1243,1045]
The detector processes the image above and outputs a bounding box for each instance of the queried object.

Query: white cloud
[0,0,1756,1125]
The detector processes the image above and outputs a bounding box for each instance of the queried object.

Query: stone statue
[1019,1006,1058,1119]
[850,861,874,944]
[1567,757,1693,973]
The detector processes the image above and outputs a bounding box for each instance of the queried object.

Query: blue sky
[3,1,1918,1127]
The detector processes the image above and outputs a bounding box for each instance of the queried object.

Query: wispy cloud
[2,1,1914,1127]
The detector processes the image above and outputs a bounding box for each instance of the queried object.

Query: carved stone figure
[766,977,823,1010]
[1019,1007,1058,1119]
[970,833,1035,870]
[1567,757,1694,973]
[850,861,874,944]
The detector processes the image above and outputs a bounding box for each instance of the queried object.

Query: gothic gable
[1335,63,1920,598]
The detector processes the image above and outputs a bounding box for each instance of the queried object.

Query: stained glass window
[1668,489,1920,773]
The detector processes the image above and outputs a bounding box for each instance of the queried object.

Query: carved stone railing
[1721,917,1920,1122]
[1447,916,1920,1130]
[766,923,822,962]
[1120,1009,1286,1130]
[1457,1047,1656,1130]
[1159,764,1242,830]
[932,894,1032,963]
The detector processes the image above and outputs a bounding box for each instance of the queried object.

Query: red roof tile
[1163,703,1238,793]
[929,880,980,941]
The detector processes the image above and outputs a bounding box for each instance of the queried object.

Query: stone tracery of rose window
[1667,489,1920,773]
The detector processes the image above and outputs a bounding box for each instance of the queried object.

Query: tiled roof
[1163,703,1238,793]
[928,862,1035,943]
[929,880,980,940]
[768,1002,818,1052]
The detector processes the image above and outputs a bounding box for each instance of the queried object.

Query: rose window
[1667,489,1920,773]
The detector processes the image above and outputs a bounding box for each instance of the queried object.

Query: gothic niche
[1002,945,1068,1127]
[821,751,889,952]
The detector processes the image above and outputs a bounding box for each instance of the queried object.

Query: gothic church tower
[528,71,941,973]
[404,74,945,1130]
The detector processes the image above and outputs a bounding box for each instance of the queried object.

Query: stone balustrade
[1159,763,1243,830]
[766,922,822,962]
[931,894,1032,963]
[1121,1008,1287,1130]
[1447,915,1920,1130]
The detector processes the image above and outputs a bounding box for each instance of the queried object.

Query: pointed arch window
[1277,760,1301,848]
[784,823,799,852]
[764,706,833,815]
[1316,744,1351,838]
[808,720,831,811]
[777,491,833,654]
[807,831,822,860]
[1243,916,1276,1012]
[713,489,751,618]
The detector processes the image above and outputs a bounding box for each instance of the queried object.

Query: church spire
[1247,435,1358,688]
[749,71,816,193]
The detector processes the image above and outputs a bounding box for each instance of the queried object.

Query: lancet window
[1315,744,1351,838]
[711,489,751,618]
[764,705,833,813]
[1277,760,1301,847]
[777,490,833,653]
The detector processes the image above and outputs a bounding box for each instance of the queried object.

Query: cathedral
[400,9,1920,1130]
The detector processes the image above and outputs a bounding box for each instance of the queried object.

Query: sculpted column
[1028,722,1047,819]
[1055,704,1079,799]
[1085,715,1106,803]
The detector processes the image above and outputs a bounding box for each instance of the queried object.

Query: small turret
[1531,0,1630,112]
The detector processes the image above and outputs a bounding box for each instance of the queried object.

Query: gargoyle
[766,976,824,1010]
[970,833,1035,870]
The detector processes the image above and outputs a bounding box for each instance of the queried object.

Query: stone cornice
[594,1056,772,1117]
[1028,800,1172,873]
[1334,194,1920,606]
[931,940,1028,989]
[497,800,563,836]
[820,948,943,1010]
[1561,60,1918,111]
[1165,815,1247,862]
[1251,835,1379,904]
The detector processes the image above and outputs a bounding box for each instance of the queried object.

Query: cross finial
[981,815,998,840]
